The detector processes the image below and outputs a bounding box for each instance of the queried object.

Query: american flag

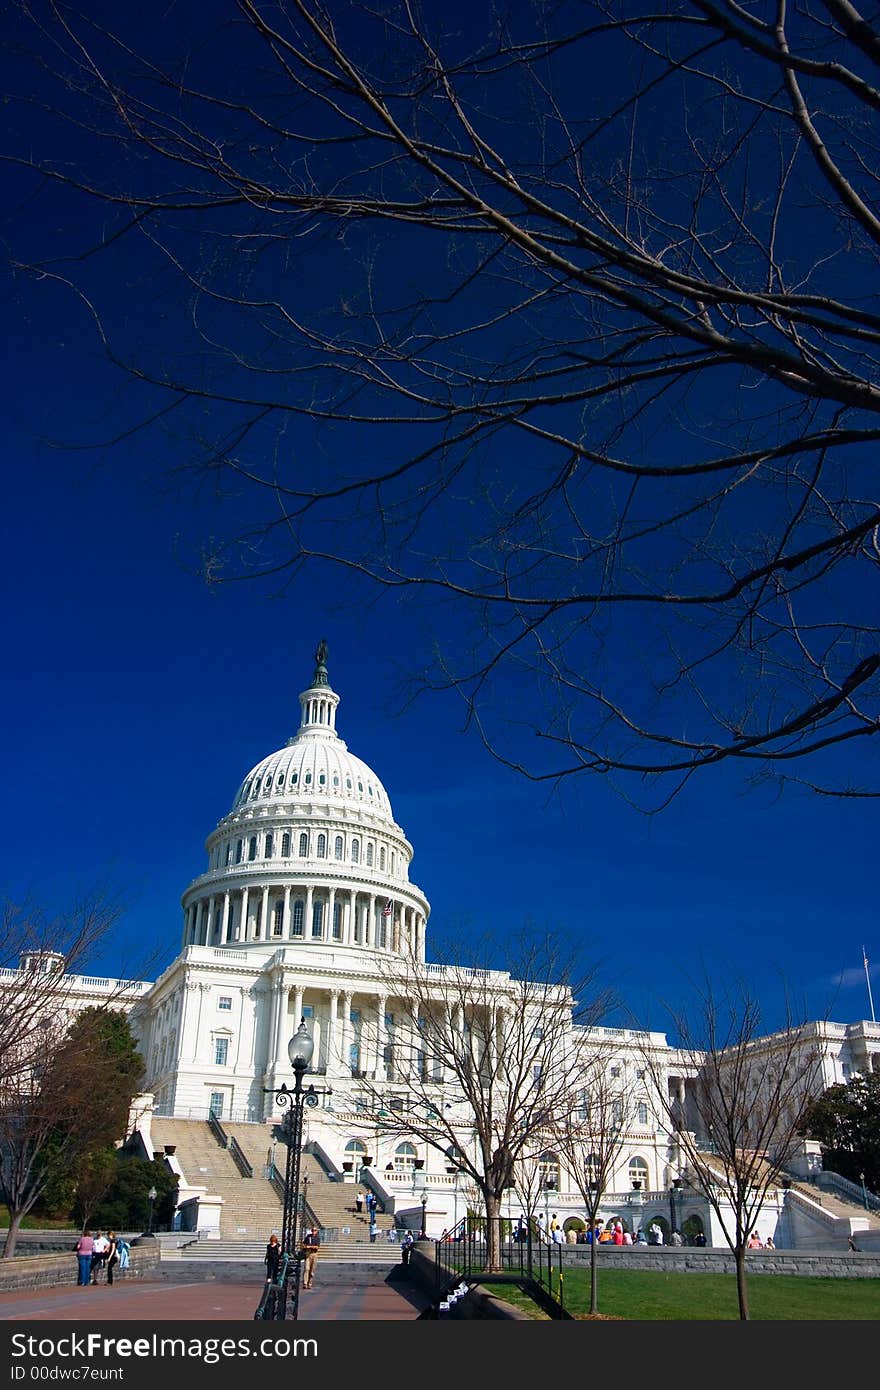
[382,899,392,918]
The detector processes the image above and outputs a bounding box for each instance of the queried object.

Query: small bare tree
[642,980,826,1319]
[553,1039,643,1315]
[0,896,125,1093]
[351,932,613,1272]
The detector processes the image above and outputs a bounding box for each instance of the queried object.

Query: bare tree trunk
[590,1233,598,1315]
[3,1210,24,1260]
[484,1193,503,1274]
[735,1248,750,1321]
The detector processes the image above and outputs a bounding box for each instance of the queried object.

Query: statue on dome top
[314,638,329,685]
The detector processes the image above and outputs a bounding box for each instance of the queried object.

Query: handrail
[816,1170,880,1213]
[208,1111,229,1149]
[228,1136,253,1178]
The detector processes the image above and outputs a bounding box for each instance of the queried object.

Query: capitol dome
[179,644,429,962]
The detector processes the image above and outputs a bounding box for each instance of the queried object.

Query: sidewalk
[0,1278,429,1322]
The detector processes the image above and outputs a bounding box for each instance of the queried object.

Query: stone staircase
[151,1117,284,1239]
[151,1118,396,1244]
[158,1236,405,1263]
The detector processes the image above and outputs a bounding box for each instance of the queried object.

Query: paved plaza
[0,1278,429,1321]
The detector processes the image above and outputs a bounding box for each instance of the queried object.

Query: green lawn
[481,1269,880,1320]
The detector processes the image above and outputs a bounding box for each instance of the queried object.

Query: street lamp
[254,1017,329,1321]
[669,1178,682,1239]
[860,1171,869,1210]
[418,1188,429,1239]
[543,1176,556,1236]
[147,1186,157,1234]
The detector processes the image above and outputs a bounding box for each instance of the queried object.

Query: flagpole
[863,947,876,1025]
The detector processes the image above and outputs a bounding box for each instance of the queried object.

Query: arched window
[272,902,284,937]
[316,833,327,859]
[334,835,344,861]
[292,900,304,937]
[311,900,324,938]
[264,832,274,859]
[394,1142,418,1175]
[281,831,291,857]
[538,1151,560,1190]
[366,842,374,867]
[235,839,243,864]
[333,901,342,941]
[583,1152,601,1184]
[345,1139,367,1158]
[319,772,326,786]
[248,836,257,861]
[299,832,309,858]
[628,1157,649,1189]
[225,843,233,866]
[379,846,386,871]
[351,838,360,864]
[304,772,312,785]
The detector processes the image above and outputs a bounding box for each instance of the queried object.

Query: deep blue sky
[1,1,877,1039]
[2,313,875,1034]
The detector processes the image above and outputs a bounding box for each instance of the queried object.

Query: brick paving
[0,1277,428,1322]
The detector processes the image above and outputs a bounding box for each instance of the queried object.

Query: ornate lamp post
[255,1017,329,1321]
[669,1178,682,1239]
[147,1186,157,1234]
[419,1189,429,1239]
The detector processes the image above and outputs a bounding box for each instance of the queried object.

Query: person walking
[90,1231,109,1284]
[400,1230,414,1266]
[355,1190,364,1216]
[75,1231,94,1287]
[264,1232,281,1282]
[105,1232,119,1285]
[369,1216,378,1243]
[116,1236,131,1276]
[300,1226,320,1289]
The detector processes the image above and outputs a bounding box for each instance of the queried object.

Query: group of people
[513,1215,710,1248]
[355,1189,381,1242]
[747,1231,775,1249]
[74,1230,130,1286]
[264,1226,321,1292]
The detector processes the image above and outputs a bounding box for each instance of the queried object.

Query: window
[334,835,344,861]
[351,838,360,864]
[345,1139,367,1157]
[225,843,233,866]
[292,900,304,937]
[299,832,309,857]
[209,1091,224,1118]
[629,1157,649,1189]
[379,846,386,871]
[610,1066,621,1078]
[248,836,257,861]
[214,1038,229,1066]
[265,832,274,858]
[273,902,284,937]
[235,840,243,864]
[584,1153,600,1184]
[366,842,374,866]
[317,833,327,859]
[312,900,324,938]
[394,1142,418,1175]
[538,1151,559,1189]
[281,831,291,857]
[319,772,326,786]
[218,996,232,1012]
[333,901,342,940]
[637,1103,649,1126]
[305,772,312,785]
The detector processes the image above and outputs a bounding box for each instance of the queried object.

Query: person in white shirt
[90,1232,110,1283]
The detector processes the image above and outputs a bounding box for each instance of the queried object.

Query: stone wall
[0,1243,161,1293]
[522,1246,880,1278]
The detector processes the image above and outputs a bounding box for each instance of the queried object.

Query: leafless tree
[0,896,124,1093]
[5,1,880,805]
[641,979,826,1319]
[347,932,613,1272]
[553,1039,643,1314]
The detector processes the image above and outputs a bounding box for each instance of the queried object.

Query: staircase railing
[423,1214,570,1319]
[208,1112,229,1149]
[228,1137,253,1178]
[815,1170,880,1214]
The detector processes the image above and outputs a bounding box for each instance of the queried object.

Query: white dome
[232,739,392,819]
[229,648,393,820]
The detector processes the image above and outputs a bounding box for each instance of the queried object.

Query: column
[293,986,304,1030]
[283,884,291,938]
[274,978,290,1067]
[340,991,353,1076]
[259,885,269,940]
[327,990,339,1073]
[306,886,314,939]
[329,886,337,940]
[367,894,376,947]
[375,994,387,1081]
[240,886,249,943]
[347,889,357,946]
[220,891,230,943]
